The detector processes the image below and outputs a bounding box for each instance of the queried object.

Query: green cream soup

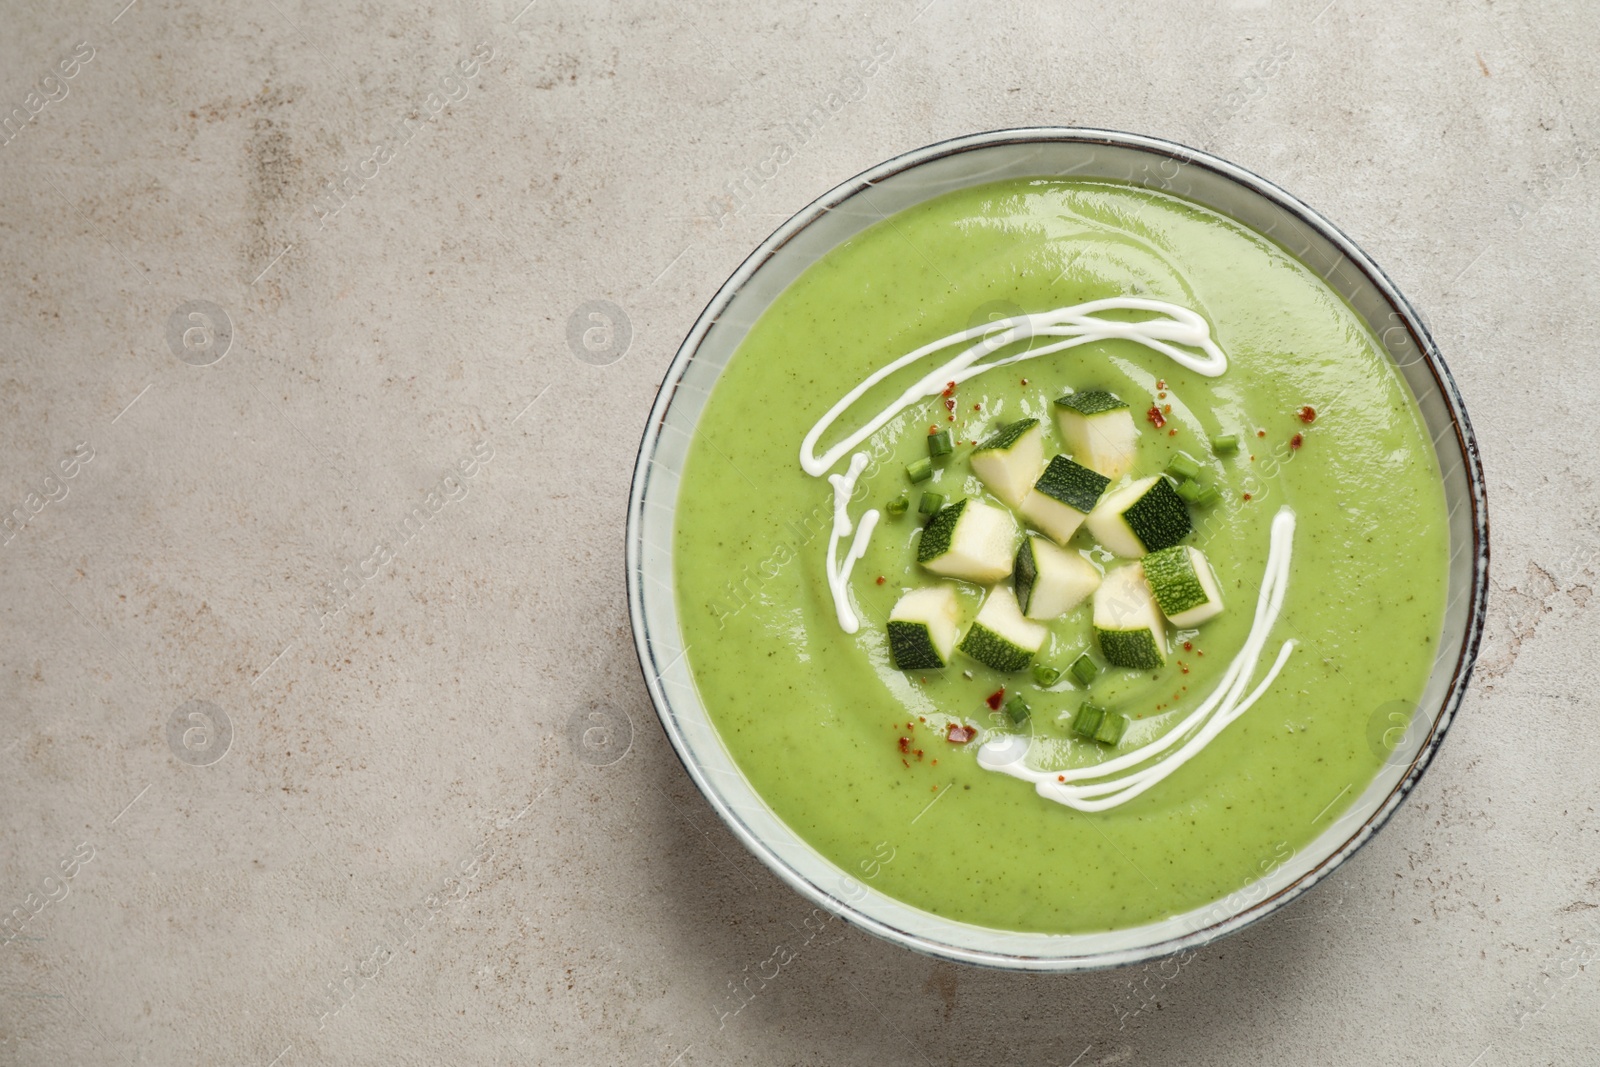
[673,178,1446,934]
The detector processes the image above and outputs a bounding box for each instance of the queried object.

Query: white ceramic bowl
[626,128,1488,971]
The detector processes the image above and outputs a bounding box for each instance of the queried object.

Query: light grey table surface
[1,1,1595,1064]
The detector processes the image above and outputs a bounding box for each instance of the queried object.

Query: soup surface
[673,178,1446,933]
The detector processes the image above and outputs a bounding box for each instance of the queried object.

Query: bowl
[626,128,1488,971]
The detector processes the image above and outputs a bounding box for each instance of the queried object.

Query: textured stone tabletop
[1,1,1596,1064]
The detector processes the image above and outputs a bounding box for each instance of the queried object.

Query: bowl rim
[626,126,1490,971]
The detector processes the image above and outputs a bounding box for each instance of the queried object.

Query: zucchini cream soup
[674,178,1446,934]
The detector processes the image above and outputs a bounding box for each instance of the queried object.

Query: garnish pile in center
[869,372,1296,811]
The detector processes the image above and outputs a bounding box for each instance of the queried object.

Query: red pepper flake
[1057,774,1066,782]
[1163,404,1172,414]
[1168,428,1178,436]
[875,576,886,585]
[1020,378,1029,386]
[1290,433,1304,450]
[944,397,956,412]
[948,415,955,421]
[985,688,1006,710]
[1156,378,1166,390]
[1157,391,1167,400]
[902,758,910,768]
[1197,649,1205,656]
[942,380,957,397]
[914,748,924,759]
[1147,405,1167,429]
[929,425,938,435]
[946,724,975,744]
[931,758,938,765]
[1299,405,1317,423]
[898,736,912,755]
[1180,663,1191,675]
[973,403,982,411]
[918,716,926,723]
[1242,492,1253,501]
[1256,429,1267,438]
[1183,641,1193,652]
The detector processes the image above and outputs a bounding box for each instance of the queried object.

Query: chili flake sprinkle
[875,576,886,585]
[1299,405,1317,423]
[1243,492,1253,501]
[1290,433,1304,450]
[944,397,956,412]
[946,724,975,744]
[985,688,1006,710]
[1147,405,1167,429]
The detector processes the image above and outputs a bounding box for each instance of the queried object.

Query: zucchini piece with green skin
[1013,534,1102,621]
[1141,545,1225,627]
[1018,454,1110,544]
[958,585,1046,672]
[918,498,1017,584]
[969,418,1043,508]
[1092,563,1167,669]
[1054,390,1138,479]
[1085,475,1192,557]
[886,586,962,670]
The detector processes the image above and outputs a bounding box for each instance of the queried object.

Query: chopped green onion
[886,494,909,519]
[1093,710,1129,746]
[918,491,944,516]
[927,429,954,458]
[1177,480,1220,506]
[1165,452,1201,481]
[1071,702,1105,740]
[1032,664,1061,688]
[1210,433,1239,455]
[906,457,934,483]
[1069,653,1099,688]
[1004,694,1031,724]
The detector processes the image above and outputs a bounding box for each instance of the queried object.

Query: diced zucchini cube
[1018,454,1110,544]
[918,498,1017,584]
[1092,563,1168,669]
[886,585,963,670]
[957,585,1046,672]
[1054,390,1139,479]
[1141,545,1225,627]
[1013,534,1102,621]
[1085,475,1192,558]
[969,418,1044,508]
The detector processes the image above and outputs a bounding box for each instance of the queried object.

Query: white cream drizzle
[800,298,1228,478]
[799,296,1280,806]
[824,451,879,633]
[977,507,1298,812]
